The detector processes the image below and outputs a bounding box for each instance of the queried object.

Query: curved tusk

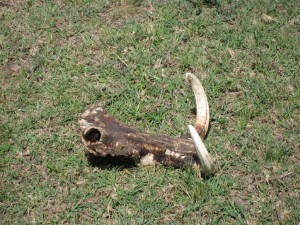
[186,72,209,139]
[188,125,214,176]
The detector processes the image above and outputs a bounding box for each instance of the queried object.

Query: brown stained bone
[79,73,215,176]
[79,103,199,167]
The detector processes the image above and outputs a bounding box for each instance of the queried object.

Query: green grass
[1,0,299,224]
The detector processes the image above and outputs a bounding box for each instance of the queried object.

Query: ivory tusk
[186,73,210,139]
[188,125,214,176]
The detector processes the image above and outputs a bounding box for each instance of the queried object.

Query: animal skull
[79,73,214,176]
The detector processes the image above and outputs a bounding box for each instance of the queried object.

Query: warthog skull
[79,73,214,176]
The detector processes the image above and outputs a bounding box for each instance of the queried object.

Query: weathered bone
[188,125,214,176]
[79,73,214,176]
[79,104,199,167]
[186,72,210,139]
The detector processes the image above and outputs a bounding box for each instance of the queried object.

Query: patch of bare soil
[1,57,32,78]
[0,0,21,16]
[100,2,149,26]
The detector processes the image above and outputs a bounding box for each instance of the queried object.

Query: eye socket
[83,128,101,143]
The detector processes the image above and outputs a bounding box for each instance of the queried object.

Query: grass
[0,0,299,224]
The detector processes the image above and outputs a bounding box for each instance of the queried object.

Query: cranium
[78,73,214,176]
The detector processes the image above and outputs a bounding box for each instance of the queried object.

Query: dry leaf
[154,58,162,69]
[227,48,236,59]
[107,202,113,216]
[17,148,30,158]
[261,13,277,22]
[75,178,86,186]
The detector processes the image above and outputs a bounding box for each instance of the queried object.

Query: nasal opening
[83,128,101,143]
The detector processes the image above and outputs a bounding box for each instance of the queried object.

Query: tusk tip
[185,72,210,138]
[188,125,214,176]
[185,72,195,81]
